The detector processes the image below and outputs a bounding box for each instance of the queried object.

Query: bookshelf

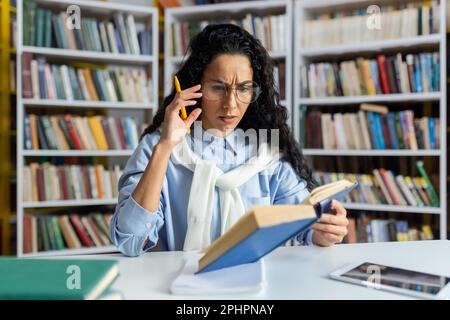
[164,0,293,121]
[16,0,159,256]
[0,0,14,255]
[294,0,447,240]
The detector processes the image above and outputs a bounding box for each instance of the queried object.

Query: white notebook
[170,253,266,296]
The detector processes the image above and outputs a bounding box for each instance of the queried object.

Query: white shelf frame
[164,0,293,121]
[23,99,155,110]
[16,0,159,256]
[23,198,119,208]
[293,0,447,239]
[343,203,441,215]
[23,150,134,157]
[302,149,441,157]
[298,34,441,57]
[298,92,441,105]
[22,46,156,65]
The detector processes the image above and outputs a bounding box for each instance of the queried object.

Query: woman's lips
[219,116,237,124]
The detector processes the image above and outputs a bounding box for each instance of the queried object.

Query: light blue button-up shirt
[110,128,314,257]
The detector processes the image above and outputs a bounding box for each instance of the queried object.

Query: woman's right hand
[159,84,203,149]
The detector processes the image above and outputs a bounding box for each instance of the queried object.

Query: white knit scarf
[171,135,281,251]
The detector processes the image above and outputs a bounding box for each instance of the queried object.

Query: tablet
[329,261,450,300]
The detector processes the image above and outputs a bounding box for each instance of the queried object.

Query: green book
[415,161,439,207]
[44,10,53,48]
[23,0,30,45]
[35,8,45,47]
[38,216,50,252]
[28,1,37,46]
[51,216,66,250]
[45,216,57,251]
[0,258,119,300]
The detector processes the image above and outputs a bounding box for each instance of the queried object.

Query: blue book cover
[428,117,435,149]
[433,53,440,91]
[421,53,432,92]
[386,112,399,149]
[68,67,83,100]
[373,113,386,149]
[366,112,380,149]
[197,180,359,274]
[51,65,65,100]
[114,29,124,54]
[124,117,137,149]
[36,57,47,99]
[414,55,423,93]
[24,112,32,150]
[369,60,382,94]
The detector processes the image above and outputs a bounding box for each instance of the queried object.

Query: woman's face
[200,54,254,136]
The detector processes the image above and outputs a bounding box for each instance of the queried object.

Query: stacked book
[22,212,114,254]
[301,1,440,48]
[22,53,152,103]
[345,213,434,243]
[313,161,439,207]
[23,163,122,202]
[169,13,287,56]
[23,1,152,55]
[300,52,439,97]
[24,114,140,151]
[303,103,440,150]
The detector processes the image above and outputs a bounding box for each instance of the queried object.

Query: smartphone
[329,261,450,300]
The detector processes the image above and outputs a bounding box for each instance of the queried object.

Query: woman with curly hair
[110,24,348,256]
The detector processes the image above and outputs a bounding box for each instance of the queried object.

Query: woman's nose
[222,90,238,110]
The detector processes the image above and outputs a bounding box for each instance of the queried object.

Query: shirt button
[146,222,152,229]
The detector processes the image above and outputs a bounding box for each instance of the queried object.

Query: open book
[197,179,358,274]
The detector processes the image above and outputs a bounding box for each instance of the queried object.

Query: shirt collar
[190,126,241,156]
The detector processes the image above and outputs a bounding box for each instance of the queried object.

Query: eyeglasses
[201,81,261,104]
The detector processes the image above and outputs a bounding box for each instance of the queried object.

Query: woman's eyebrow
[208,79,253,85]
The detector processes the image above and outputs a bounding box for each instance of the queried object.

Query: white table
[74,240,450,299]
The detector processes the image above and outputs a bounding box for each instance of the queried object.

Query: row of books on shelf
[23,1,152,55]
[344,214,434,244]
[24,114,140,151]
[313,162,439,207]
[302,103,440,150]
[300,52,440,98]
[301,2,440,48]
[23,213,113,254]
[168,13,287,57]
[23,163,122,203]
[22,54,152,103]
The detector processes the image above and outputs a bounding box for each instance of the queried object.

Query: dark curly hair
[141,24,317,191]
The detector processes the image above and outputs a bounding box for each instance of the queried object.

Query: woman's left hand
[311,200,348,247]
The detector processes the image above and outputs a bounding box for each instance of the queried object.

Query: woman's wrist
[156,140,175,154]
